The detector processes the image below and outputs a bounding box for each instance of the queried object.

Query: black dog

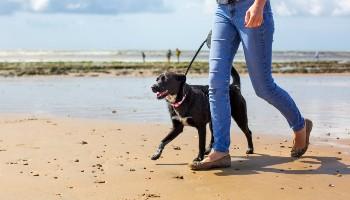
[150,67,254,161]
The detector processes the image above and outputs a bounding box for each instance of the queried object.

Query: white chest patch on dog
[171,115,191,126]
[165,94,177,104]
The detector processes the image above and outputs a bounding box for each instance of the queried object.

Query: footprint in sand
[94,180,106,184]
[141,193,161,198]
[80,141,88,145]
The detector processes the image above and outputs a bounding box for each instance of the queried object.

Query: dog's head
[151,72,186,102]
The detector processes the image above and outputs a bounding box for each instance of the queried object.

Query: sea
[0,50,350,62]
[0,75,349,139]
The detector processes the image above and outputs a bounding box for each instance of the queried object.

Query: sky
[0,0,349,51]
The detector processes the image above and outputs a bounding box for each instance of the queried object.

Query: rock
[80,141,88,145]
[173,176,184,179]
[329,184,335,187]
[129,168,136,172]
[112,110,117,114]
[96,164,103,168]
[74,159,79,162]
[173,146,181,150]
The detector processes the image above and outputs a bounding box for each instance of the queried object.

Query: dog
[150,67,254,161]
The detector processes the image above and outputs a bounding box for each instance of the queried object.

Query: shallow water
[0,75,349,138]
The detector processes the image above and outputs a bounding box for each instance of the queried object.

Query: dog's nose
[151,84,158,92]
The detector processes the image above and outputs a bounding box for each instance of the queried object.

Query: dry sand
[0,115,349,200]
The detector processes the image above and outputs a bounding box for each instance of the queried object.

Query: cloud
[30,0,49,12]
[0,0,170,15]
[2,0,349,17]
[273,0,350,17]
[200,0,350,17]
[332,0,350,16]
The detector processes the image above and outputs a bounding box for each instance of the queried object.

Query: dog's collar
[171,94,187,108]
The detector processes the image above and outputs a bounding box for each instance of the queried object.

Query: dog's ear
[176,74,186,83]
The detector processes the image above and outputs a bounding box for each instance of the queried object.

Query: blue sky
[0,0,349,51]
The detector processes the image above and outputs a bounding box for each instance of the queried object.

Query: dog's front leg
[194,126,206,162]
[151,120,184,160]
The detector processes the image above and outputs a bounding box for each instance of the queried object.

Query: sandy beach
[0,115,349,200]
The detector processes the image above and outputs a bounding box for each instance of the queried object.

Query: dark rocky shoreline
[0,61,349,77]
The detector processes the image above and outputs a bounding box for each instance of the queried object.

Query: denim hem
[212,147,230,153]
[292,117,305,132]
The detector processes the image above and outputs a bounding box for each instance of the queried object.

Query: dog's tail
[230,65,241,87]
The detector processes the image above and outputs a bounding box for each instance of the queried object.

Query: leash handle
[184,39,207,76]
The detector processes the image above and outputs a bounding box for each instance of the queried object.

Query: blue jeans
[209,0,305,153]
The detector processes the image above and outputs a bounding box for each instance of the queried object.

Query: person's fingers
[245,11,250,26]
[246,14,256,28]
[246,15,255,27]
[256,16,263,27]
[246,15,263,28]
[250,15,259,27]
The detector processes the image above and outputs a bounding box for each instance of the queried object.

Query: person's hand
[245,0,266,28]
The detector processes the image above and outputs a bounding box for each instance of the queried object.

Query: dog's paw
[151,153,161,160]
[246,148,254,154]
[193,156,204,162]
[151,148,163,160]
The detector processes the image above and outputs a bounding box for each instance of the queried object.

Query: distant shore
[0,61,350,77]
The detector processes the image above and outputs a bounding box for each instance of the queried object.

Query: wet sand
[0,115,349,200]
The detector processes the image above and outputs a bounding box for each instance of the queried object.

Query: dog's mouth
[156,90,169,99]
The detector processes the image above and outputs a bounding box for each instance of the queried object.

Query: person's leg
[233,1,306,146]
[205,4,242,162]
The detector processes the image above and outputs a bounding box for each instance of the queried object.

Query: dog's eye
[161,76,166,81]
